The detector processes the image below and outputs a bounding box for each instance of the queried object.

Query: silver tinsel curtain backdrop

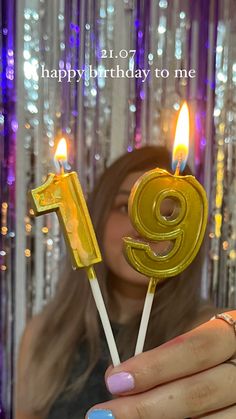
[1,0,236,417]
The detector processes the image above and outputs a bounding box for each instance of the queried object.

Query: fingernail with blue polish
[87,409,115,419]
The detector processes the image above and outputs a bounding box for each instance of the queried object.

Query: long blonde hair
[19,146,205,414]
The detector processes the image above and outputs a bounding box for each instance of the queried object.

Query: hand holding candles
[124,102,208,355]
[30,138,120,366]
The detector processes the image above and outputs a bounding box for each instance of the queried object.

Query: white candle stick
[57,157,120,364]
[135,277,158,355]
[86,267,120,366]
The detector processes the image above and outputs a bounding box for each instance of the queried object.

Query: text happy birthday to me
[41,64,196,83]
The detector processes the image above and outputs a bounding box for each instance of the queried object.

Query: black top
[47,335,113,419]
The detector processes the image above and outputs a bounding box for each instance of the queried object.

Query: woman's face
[103,171,173,287]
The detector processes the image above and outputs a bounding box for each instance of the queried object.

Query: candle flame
[54,137,67,162]
[172,102,189,174]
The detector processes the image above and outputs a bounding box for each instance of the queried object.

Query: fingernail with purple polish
[107,372,135,394]
[87,409,115,419]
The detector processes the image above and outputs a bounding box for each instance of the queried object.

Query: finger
[87,362,236,419]
[211,310,236,357]
[105,312,236,395]
[198,404,236,418]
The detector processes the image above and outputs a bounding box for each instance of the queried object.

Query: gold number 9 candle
[30,138,120,366]
[124,103,208,355]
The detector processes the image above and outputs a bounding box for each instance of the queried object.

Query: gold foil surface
[123,168,208,281]
[31,172,102,269]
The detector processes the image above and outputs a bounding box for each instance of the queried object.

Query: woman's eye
[160,198,176,218]
[119,204,128,214]
[115,203,128,214]
[162,207,174,217]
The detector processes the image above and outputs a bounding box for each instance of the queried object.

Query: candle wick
[174,159,182,176]
[59,160,65,175]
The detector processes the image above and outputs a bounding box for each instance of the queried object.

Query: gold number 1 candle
[31,138,101,269]
[30,138,120,366]
[124,102,208,355]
